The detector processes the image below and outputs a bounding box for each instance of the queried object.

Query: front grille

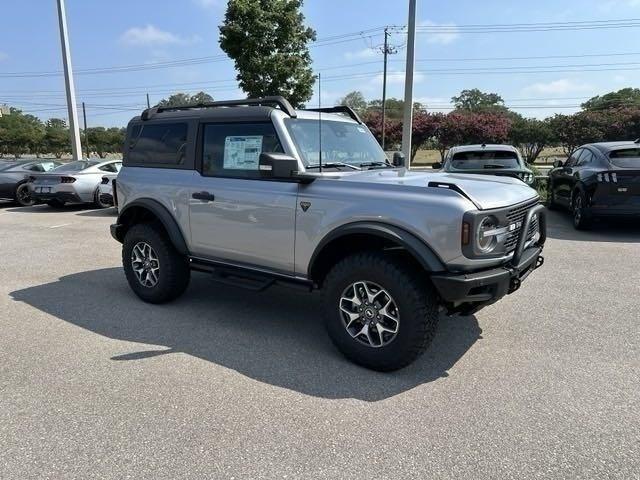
[504,199,540,251]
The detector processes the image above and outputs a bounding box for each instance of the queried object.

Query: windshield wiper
[306,162,361,171]
[357,161,393,169]
[483,164,507,169]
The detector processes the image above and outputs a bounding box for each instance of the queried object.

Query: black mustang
[548,140,640,229]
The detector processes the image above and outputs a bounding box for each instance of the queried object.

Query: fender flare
[116,198,189,255]
[308,221,447,276]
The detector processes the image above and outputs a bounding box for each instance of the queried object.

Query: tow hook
[534,255,545,270]
[509,276,521,294]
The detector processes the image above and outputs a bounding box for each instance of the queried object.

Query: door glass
[576,150,593,166]
[565,149,583,168]
[202,123,283,178]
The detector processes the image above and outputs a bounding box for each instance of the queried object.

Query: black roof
[129,105,276,124]
[588,141,640,153]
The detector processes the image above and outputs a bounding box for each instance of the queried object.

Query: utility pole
[401,0,417,167]
[55,0,82,160]
[82,102,89,159]
[381,27,389,151]
[146,93,151,109]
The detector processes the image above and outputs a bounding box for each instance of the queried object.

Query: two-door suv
[111,97,546,371]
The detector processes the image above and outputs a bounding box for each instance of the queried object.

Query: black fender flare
[115,198,189,255]
[308,221,447,276]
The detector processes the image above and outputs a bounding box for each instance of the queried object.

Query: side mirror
[392,152,406,168]
[432,162,442,170]
[553,159,564,168]
[259,152,300,180]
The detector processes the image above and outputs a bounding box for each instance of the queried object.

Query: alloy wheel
[573,196,583,226]
[16,184,34,207]
[339,281,400,348]
[131,242,160,288]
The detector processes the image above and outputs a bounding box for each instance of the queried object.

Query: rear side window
[201,123,283,178]
[609,148,640,168]
[127,123,188,166]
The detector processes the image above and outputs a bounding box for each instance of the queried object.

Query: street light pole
[401,0,417,167]
[55,0,83,160]
[381,27,389,151]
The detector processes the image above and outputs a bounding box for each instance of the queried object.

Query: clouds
[343,48,377,60]
[523,78,593,95]
[193,0,221,7]
[120,25,200,47]
[371,70,425,86]
[419,20,460,45]
[0,52,7,62]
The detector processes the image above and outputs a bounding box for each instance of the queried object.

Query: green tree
[338,91,368,114]
[366,98,424,120]
[156,91,214,108]
[44,118,70,158]
[219,0,316,107]
[86,127,111,158]
[452,88,507,113]
[509,117,554,164]
[0,109,43,158]
[581,88,640,111]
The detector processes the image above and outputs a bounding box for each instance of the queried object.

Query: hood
[333,168,538,210]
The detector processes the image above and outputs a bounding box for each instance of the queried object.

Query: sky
[1,0,640,127]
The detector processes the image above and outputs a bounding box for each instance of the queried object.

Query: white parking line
[49,223,72,229]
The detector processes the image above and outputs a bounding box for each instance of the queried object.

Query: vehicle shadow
[10,268,482,402]
[76,208,118,217]
[545,208,640,243]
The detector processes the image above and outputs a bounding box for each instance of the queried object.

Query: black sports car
[0,159,62,206]
[548,140,640,229]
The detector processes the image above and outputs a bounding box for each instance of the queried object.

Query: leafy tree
[219,0,316,107]
[434,112,512,159]
[156,91,214,108]
[581,88,640,111]
[338,91,367,114]
[366,98,425,120]
[362,111,402,148]
[410,112,443,161]
[452,88,507,113]
[0,109,44,158]
[44,118,70,158]
[509,117,553,164]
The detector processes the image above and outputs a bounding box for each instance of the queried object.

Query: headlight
[477,216,500,253]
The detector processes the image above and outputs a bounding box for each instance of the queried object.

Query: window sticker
[223,136,263,170]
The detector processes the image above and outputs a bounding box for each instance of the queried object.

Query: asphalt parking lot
[1,202,638,479]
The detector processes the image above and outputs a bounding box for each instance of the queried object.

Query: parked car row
[0,158,121,208]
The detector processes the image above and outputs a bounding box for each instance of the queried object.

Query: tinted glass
[577,150,594,166]
[609,148,640,168]
[52,160,99,172]
[99,162,120,173]
[284,119,386,167]
[565,149,583,168]
[202,123,283,178]
[450,150,520,170]
[127,123,188,166]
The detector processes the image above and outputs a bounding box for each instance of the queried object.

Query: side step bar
[189,257,313,292]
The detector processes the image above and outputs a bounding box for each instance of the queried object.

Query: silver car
[98,173,118,210]
[31,159,122,208]
[0,159,62,206]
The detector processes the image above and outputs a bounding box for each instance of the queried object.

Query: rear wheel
[122,223,190,304]
[321,252,440,371]
[547,182,559,210]
[572,190,592,230]
[14,183,35,207]
[93,187,111,209]
[46,199,65,208]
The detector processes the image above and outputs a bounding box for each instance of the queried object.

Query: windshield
[449,150,520,170]
[284,119,387,167]
[51,160,99,173]
[609,148,640,168]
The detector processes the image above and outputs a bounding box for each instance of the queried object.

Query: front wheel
[93,187,111,209]
[122,223,191,304]
[321,252,440,371]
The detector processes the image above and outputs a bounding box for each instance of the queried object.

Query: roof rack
[303,106,363,124]
[140,96,297,121]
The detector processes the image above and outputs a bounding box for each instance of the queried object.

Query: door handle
[192,191,215,202]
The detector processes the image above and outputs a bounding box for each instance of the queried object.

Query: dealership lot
[0,203,638,479]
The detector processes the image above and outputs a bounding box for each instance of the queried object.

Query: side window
[127,123,188,166]
[99,163,118,173]
[27,164,45,172]
[576,149,593,166]
[201,123,283,179]
[565,149,583,168]
[115,162,122,172]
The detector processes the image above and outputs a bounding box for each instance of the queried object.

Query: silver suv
[111,97,546,371]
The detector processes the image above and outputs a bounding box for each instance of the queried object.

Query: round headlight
[477,216,499,253]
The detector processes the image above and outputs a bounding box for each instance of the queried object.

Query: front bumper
[432,204,547,315]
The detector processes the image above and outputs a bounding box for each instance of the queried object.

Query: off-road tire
[572,190,592,230]
[321,251,440,371]
[46,199,65,208]
[547,183,559,210]
[14,183,35,207]
[123,223,190,304]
